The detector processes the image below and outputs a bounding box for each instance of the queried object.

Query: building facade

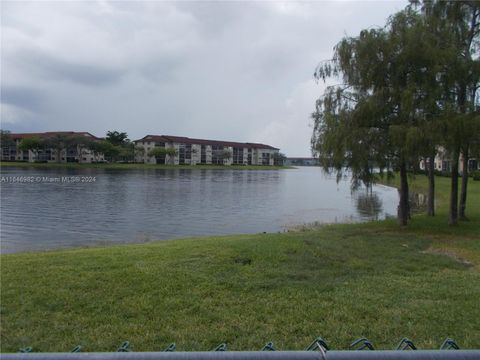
[419,146,479,173]
[285,157,319,166]
[1,132,105,163]
[134,135,279,166]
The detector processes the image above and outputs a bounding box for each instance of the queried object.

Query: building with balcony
[1,132,104,163]
[134,135,279,166]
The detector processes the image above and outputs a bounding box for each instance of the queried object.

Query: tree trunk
[459,148,469,220]
[398,162,409,226]
[449,149,460,225]
[427,153,435,216]
[453,81,466,223]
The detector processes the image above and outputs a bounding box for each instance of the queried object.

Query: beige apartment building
[1,132,105,163]
[134,135,279,166]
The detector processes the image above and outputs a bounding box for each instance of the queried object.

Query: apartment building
[285,157,319,166]
[419,146,479,173]
[134,135,279,166]
[1,132,105,163]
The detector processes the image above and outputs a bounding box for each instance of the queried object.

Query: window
[178,144,185,164]
[211,145,224,164]
[37,148,54,161]
[154,142,166,164]
[262,152,270,165]
[247,148,252,165]
[232,147,244,165]
[468,159,478,171]
[201,145,207,164]
[178,144,192,164]
[2,146,16,158]
[442,161,450,172]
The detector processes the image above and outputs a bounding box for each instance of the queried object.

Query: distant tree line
[311,0,480,226]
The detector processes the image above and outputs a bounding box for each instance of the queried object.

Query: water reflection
[354,191,384,220]
[409,192,428,214]
[1,167,399,253]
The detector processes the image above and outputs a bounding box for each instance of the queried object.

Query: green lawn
[1,175,479,352]
[0,161,291,171]
[379,173,463,208]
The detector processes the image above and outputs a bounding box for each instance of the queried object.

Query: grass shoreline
[0,161,292,171]
[1,174,479,352]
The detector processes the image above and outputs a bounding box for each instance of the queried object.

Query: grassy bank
[0,161,291,171]
[378,173,475,209]
[1,175,479,352]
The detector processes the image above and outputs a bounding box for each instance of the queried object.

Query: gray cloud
[138,57,184,83]
[1,0,408,156]
[14,48,126,87]
[1,85,44,111]
[48,60,125,86]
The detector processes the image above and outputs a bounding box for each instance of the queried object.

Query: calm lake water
[0,166,399,253]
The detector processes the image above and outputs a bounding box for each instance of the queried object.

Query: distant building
[134,135,279,166]
[419,146,479,173]
[1,132,104,163]
[285,157,319,166]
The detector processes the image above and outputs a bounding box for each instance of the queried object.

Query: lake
[0,166,399,253]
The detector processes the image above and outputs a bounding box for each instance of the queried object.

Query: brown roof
[135,134,279,150]
[10,132,102,141]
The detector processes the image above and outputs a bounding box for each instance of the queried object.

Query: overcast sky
[1,0,408,156]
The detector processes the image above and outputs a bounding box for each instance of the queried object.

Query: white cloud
[252,79,325,156]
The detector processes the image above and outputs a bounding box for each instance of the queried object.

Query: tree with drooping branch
[312,7,443,226]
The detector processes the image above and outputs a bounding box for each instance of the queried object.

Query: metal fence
[2,337,479,360]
